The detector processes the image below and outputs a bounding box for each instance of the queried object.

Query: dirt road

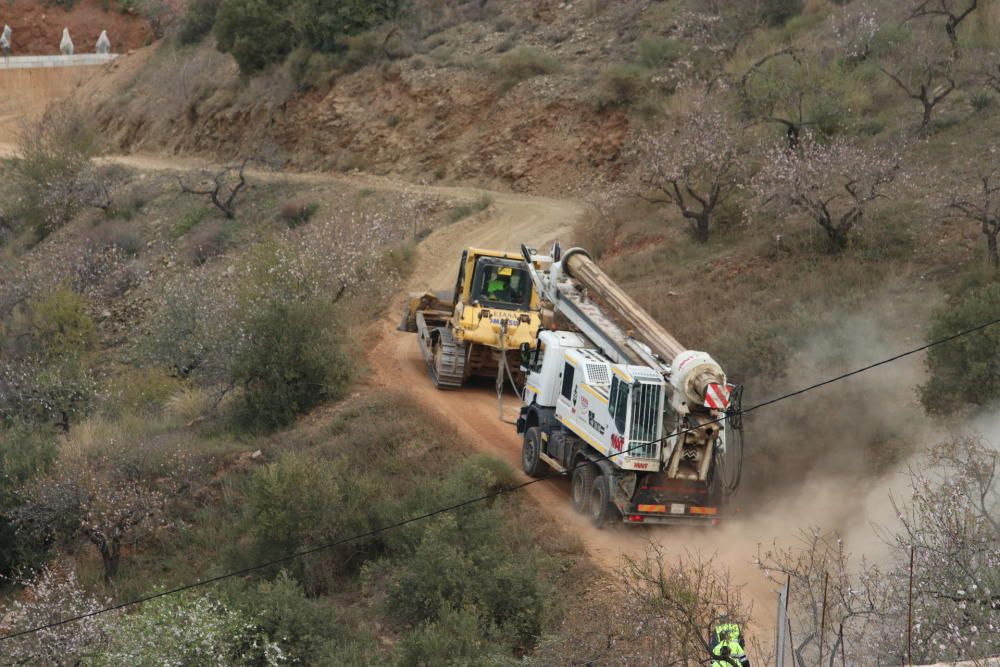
[4,146,780,639]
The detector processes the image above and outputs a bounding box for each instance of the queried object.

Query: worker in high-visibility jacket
[712,639,745,667]
[711,617,750,667]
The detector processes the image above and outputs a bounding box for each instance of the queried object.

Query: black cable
[1,315,997,643]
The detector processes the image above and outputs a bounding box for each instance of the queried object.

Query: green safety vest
[714,621,744,646]
[487,278,506,295]
[712,639,744,666]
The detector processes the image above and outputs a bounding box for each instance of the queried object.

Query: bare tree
[752,134,902,251]
[11,443,191,581]
[736,49,849,149]
[945,161,1000,267]
[906,0,978,53]
[757,531,890,667]
[880,55,956,131]
[639,93,746,243]
[883,437,1000,663]
[178,158,251,219]
[758,438,999,666]
[531,547,759,665]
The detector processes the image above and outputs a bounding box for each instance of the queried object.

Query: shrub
[495,47,560,90]
[757,0,804,26]
[593,63,646,110]
[635,36,681,69]
[919,283,1000,415]
[286,47,337,90]
[230,298,352,430]
[92,593,284,665]
[13,105,98,241]
[0,425,58,576]
[224,571,344,663]
[394,605,503,666]
[102,367,180,416]
[23,287,96,359]
[179,0,220,45]
[279,199,320,227]
[240,452,383,591]
[174,206,211,237]
[185,220,232,265]
[971,91,993,112]
[447,194,492,223]
[338,30,383,73]
[86,221,144,256]
[215,0,294,74]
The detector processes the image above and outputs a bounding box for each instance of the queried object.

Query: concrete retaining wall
[0,54,118,70]
[0,57,115,142]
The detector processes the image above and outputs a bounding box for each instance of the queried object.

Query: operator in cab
[486,266,514,301]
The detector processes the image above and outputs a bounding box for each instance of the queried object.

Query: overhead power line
[1,315,998,643]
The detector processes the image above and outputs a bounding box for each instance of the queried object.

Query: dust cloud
[628,294,956,631]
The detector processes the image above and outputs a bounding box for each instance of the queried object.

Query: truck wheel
[522,427,545,478]
[571,462,596,514]
[589,472,617,528]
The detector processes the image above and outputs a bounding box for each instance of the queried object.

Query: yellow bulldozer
[400,248,542,389]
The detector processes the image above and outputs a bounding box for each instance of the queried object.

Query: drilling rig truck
[517,244,743,526]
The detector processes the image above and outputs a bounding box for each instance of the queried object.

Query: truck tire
[571,462,597,514]
[522,427,545,478]
[589,472,617,528]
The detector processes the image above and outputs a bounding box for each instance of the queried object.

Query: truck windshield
[473,260,531,309]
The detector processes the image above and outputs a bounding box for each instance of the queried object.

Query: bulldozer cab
[453,249,537,311]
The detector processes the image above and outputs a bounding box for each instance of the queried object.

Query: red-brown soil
[0,0,153,56]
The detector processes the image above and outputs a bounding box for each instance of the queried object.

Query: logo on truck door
[588,411,606,435]
[611,433,625,452]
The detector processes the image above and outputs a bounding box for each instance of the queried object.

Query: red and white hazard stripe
[703,383,731,410]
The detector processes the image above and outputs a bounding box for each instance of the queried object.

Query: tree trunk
[987,229,999,267]
[827,225,849,252]
[694,214,710,243]
[96,538,121,581]
[921,102,933,129]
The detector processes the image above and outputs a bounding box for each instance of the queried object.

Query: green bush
[593,63,647,110]
[230,298,351,430]
[757,0,804,26]
[635,36,682,69]
[213,0,401,74]
[0,425,58,576]
[370,457,550,651]
[215,0,294,74]
[179,0,220,45]
[224,571,344,663]
[23,287,96,359]
[240,452,383,591]
[920,283,1000,415]
[496,47,560,90]
[394,605,503,667]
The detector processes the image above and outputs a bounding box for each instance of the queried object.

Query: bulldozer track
[430,329,466,389]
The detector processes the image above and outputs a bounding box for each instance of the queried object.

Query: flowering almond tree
[12,444,190,581]
[752,134,902,251]
[639,94,746,243]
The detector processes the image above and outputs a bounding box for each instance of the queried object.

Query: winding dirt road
[3,144,780,643]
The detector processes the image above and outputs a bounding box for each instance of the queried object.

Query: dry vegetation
[2,0,999,664]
